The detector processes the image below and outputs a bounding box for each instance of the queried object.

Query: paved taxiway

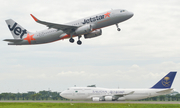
[0,101,179,104]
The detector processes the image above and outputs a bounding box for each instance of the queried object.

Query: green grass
[0,103,179,108]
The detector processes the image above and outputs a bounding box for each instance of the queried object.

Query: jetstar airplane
[4,9,133,45]
[60,72,177,101]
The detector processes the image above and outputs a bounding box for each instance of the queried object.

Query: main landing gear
[77,36,82,45]
[116,24,121,31]
[69,35,82,45]
[69,38,74,43]
[69,33,75,43]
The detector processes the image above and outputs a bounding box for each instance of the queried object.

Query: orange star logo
[104,12,111,18]
[24,33,36,44]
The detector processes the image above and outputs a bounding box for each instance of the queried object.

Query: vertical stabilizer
[151,72,177,89]
[5,19,30,39]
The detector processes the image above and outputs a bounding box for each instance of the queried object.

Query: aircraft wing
[114,91,134,97]
[30,14,79,34]
[90,91,134,101]
[3,39,23,42]
[91,91,134,98]
[156,88,173,94]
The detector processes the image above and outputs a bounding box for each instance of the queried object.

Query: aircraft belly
[74,93,87,100]
[10,33,61,45]
[124,95,148,100]
[13,40,34,45]
[35,33,61,44]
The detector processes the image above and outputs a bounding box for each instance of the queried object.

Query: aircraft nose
[60,92,64,97]
[128,12,134,18]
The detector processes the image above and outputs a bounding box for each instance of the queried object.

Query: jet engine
[92,96,119,101]
[84,29,102,39]
[92,97,100,101]
[104,96,119,101]
[104,96,113,101]
[75,24,92,35]
[92,97,105,101]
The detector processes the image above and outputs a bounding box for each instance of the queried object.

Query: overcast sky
[0,0,180,93]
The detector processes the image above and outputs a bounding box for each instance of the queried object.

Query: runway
[0,101,180,104]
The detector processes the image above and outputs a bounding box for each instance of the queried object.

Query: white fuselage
[60,87,173,101]
[9,9,133,45]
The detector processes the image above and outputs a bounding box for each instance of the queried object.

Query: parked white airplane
[60,72,177,101]
[4,9,133,45]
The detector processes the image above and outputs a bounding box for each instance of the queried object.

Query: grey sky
[0,0,180,93]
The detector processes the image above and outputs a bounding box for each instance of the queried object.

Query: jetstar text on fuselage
[82,12,110,24]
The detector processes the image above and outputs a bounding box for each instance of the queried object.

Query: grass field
[0,103,180,108]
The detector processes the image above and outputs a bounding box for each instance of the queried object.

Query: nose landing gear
[116,24,121,31]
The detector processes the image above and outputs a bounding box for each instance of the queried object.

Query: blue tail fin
[151,72,177,89]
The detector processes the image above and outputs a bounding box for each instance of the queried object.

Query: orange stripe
[60,34,76,39]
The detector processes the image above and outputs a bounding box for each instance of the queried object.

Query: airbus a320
[4,9,133,45]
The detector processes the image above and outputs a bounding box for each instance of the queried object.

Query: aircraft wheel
[117,28,121,31]
[77,40,82,45]
[69,38,74,43]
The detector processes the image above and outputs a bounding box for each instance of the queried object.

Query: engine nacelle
[92,96,118,101]
[84,29,102,39]
[104,96,119,101]
[92,97,100,101]
[75,24,92,35]
[104,96,113,101]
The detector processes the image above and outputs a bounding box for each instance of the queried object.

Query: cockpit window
[120,10,125,12]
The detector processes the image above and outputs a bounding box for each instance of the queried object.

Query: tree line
[0,90,67,101]
[140,93,180,101]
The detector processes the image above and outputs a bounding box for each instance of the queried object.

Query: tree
[175,94,180,101]
[0,94,3,100]
[32,94,36,100]
[159,95,165,101]
[22,93,27,100]
[166,94,171,101]
[35,93,41,100]
[16,93,21,100]
[10,94,16,100]
[24,93,31,100]
[51,92,59,100]
[1,93,8,100]
[39,90,49,100]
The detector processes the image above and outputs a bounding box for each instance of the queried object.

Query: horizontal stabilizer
[156,88,173,93]
[3,39,23,42]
